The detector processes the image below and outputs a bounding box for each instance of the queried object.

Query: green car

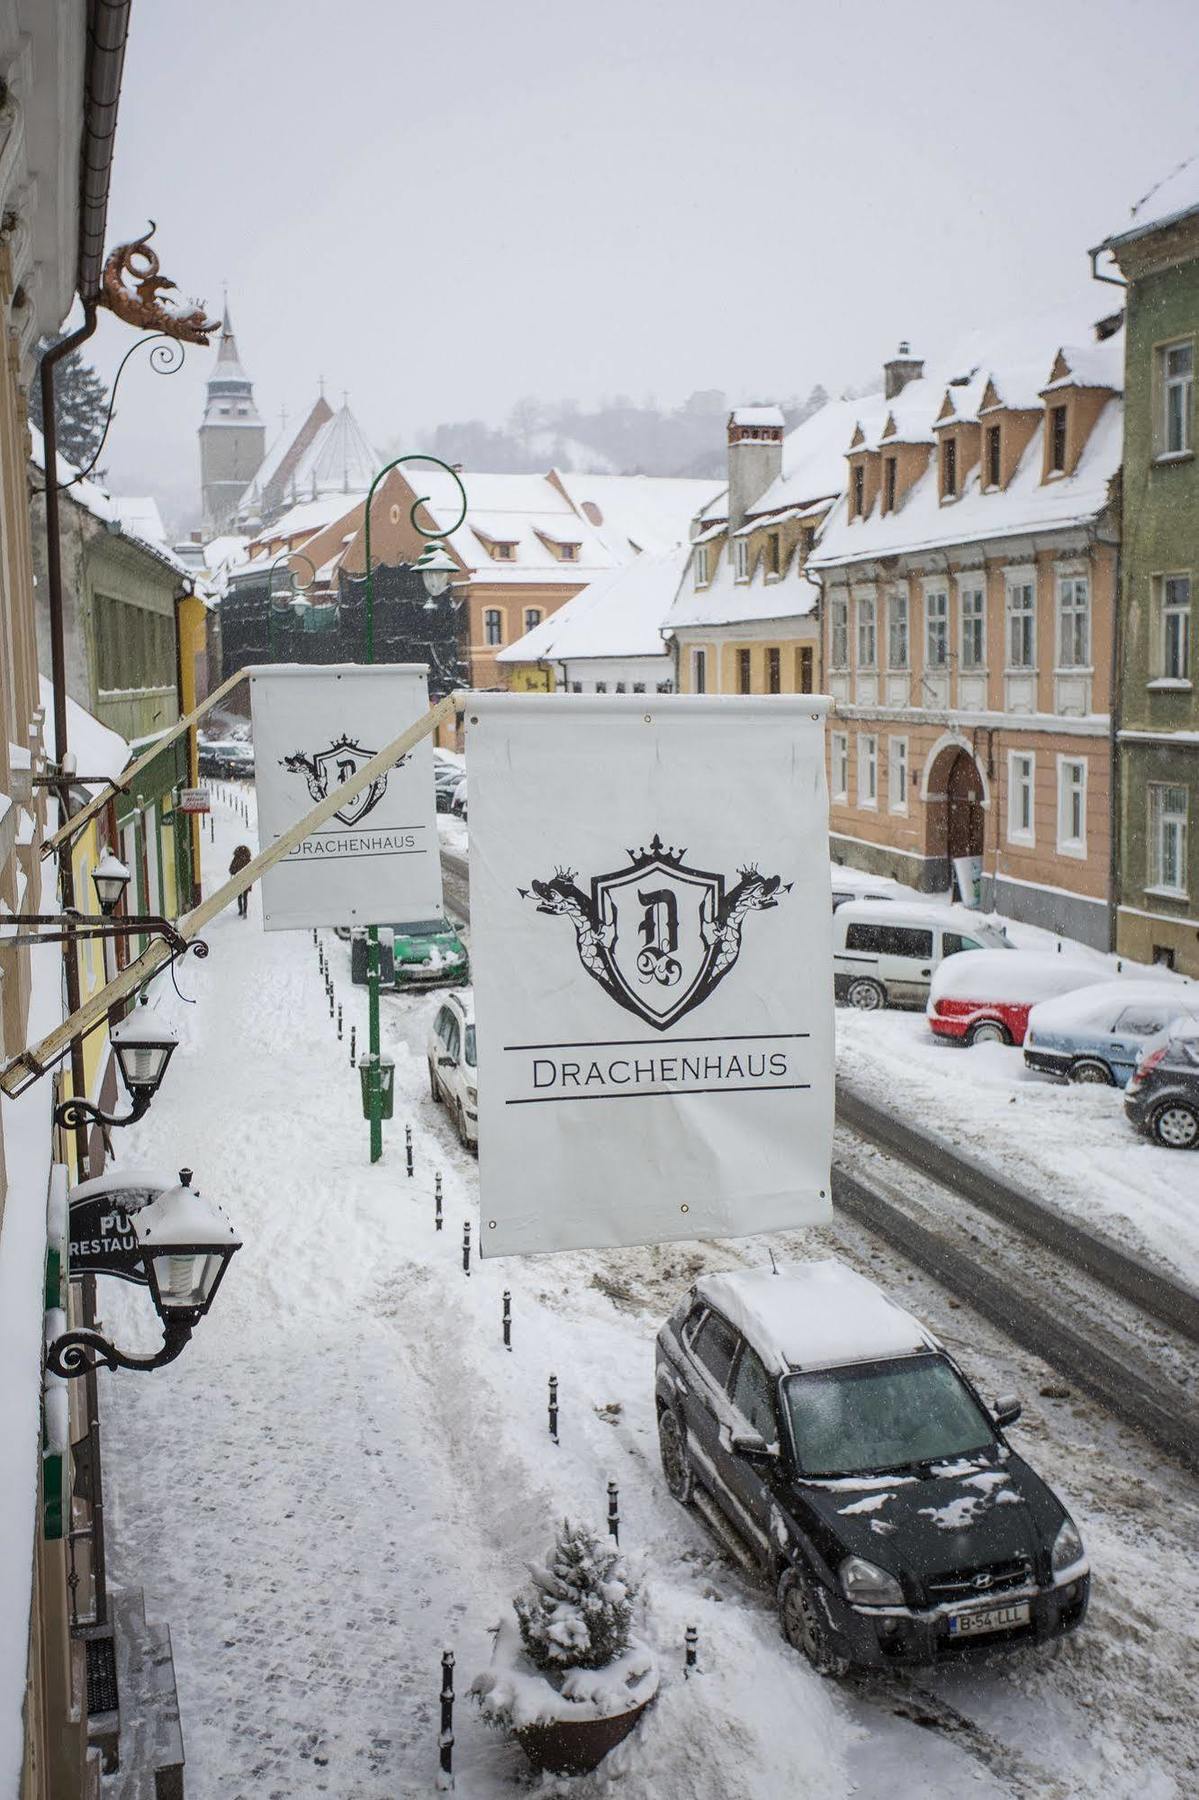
[350,918,469,988]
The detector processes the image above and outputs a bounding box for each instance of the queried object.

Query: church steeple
[199,299,266,535]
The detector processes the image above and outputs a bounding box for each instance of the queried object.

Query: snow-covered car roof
[695,1261,935,1376]
[929,949,1100,1006]
[835,897,1008,932]
[1027,979,1199,1032]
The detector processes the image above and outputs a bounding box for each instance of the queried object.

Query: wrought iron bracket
[0,913,204,959]
[45,1316,195,1379]
[53,1088,153,1134]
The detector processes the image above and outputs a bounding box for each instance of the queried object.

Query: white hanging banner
[467,693,834,1257]
[250,664,443,931]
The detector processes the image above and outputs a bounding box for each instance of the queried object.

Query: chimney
[727,406,785,534]
[191,530,203,543]
[884,341,924,400]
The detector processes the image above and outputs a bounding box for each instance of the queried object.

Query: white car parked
[833,900,1011,1010]
[427,989,477,1150]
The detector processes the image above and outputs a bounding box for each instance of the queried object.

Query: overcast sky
[89,0,1199,531]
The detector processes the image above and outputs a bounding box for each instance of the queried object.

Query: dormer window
[883,457,897,513]
[986,424,1001,489]
[559,542,579,561]
[766,533,781,577]
[941,436,958,498]
[490,540,516,561]
[694,545,709,587]
[1050,405,1068,474]
[734,538,749,581]
[800,525,816,557]
[852,465,865,518]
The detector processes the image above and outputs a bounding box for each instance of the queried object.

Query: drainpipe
[1108,542,1122,953]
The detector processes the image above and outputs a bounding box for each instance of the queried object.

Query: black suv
[655,1261,1089,1673]
[1124,1025,1199,1148]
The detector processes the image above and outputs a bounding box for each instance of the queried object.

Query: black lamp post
[53,994,179,1134]
[45,1168,241,1377]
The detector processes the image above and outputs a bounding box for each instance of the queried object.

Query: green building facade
[1100,169,1199,974]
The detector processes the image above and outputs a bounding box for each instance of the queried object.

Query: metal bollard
[435,1172,443,1231]
[502,1289,511,1351]
[462,1220,471,1275]
[337,1004,343,1041]
[349,1024,357,1066]
[607,1480,620,1545]
[437,1649,455,1791]
[405,1124,414,1179]
[548,1374,559,1443]
[685,1624,698,1676]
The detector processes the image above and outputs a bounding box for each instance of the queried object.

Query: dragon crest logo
[280,736,402,828]
[520,834,790,1030]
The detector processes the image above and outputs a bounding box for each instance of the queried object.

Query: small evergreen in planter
[473,1519,659,1776]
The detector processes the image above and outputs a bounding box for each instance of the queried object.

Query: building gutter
[78,0,132,301]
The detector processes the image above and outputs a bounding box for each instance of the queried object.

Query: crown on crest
[553,865,577,884]
[627,832,686,868]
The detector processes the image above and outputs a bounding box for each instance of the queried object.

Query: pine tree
[515,1520,636,1673]
[29,342,109,472]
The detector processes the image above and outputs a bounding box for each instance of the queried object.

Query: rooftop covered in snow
[496,546,686,666]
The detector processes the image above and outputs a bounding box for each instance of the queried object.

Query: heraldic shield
[280,736,389,827]
[593,850,723,1029]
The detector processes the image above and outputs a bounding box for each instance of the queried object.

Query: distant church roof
[289,402,379,500]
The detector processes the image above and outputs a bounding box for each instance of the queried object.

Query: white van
[833,900,1011,1010]
[828,863,922,912]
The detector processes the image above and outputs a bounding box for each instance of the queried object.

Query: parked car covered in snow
[1124,1023,1199,1148]
[350,918,468,988]
[833,901,1010,1010]
[926,950,1103,1047]
[427,988,477,1148]
[1024,980,1199,1086]
[829,864,922,912]
[655,1261,1089,1673]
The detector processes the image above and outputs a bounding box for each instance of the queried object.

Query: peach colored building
[810,326,1124,949]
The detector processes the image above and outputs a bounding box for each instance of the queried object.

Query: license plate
[947,1600,1030,1637]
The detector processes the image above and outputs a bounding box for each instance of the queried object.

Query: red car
[926,950,1102,1048]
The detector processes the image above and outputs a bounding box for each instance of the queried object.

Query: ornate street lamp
[91,851,131,916]
[414,542,458,600]
[53,994,179,1134]
[45,1167,241,1377]
[266,551,318,654]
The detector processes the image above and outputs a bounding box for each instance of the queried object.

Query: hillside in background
[405,380,881,479]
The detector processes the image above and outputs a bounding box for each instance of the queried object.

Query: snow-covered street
[96,788,1199,1799]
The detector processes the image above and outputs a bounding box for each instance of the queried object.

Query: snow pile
[473,1617,657,1730]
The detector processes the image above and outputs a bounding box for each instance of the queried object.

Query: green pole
[360,455,468,1166]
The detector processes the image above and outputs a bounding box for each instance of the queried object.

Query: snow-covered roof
[1042,338,1124,393]
[29,427,192,578]
[811,383,1122,571]
[112,495,167,546]
[1107,153,1199,247]
[696,1261,934,1376]
[247,491,366,556]
[38,676,129,787]
[664,536,819,632]
[551,470,724,559]
[1028,977,1199,1034]
[288,403,379,502]
[731,405,785,429]
[408,467,616,586]
[929,949,1105,1006]
[496,546,686,666]
[744,397,872,518]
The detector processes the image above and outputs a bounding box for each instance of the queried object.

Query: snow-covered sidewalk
[93,790,1198,1798]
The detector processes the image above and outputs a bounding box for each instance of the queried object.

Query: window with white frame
[829,595,849,669]
[925,589,949,668]
[1006,579,1036,668]
[857,594,877,668]
[693,545,709,587]
[1149,783,1189,893]
[1057,576,1090,668]
[1007,751,1035,846]
[888,736,908,812]
[857,732,878,807]
[1160,574,1191,680]
[1057,757,1087,857]
[887,590,909,668]
[734,537,749,580]
[830,731,848,802]
[960,583,985,669]
[1160,339,1193,457]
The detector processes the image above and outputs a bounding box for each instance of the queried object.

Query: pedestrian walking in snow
[229,843,252,918]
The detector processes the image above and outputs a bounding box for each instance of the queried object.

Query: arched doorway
[946,751,985,863]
